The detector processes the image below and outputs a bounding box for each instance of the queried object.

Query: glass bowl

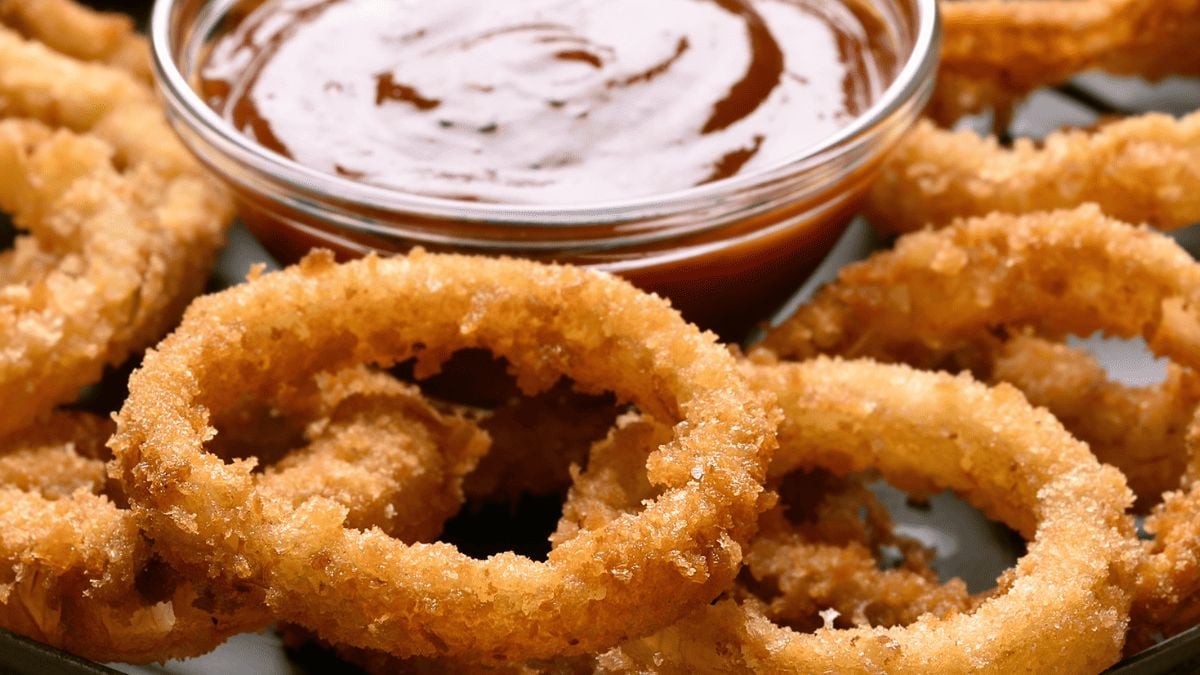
[152,0,939,338]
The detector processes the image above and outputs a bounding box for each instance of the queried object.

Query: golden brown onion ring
[592,359,1135,673]
[0,412,268,663]
[552,417,976,633]
[991,334,1200,507]
[0,411,112,499]
[0,25,230,436]
[1129,409,1200,650]
[934,0,1200,124]
[759,206,1200,507]
[111,250,777,661]
[737,499,976,633]
[255,367,490,542]
[865,114,1200,234]
[0,0,152,82]
[1,367,486,662]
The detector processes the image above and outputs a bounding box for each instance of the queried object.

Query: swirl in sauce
[202,0,886,204]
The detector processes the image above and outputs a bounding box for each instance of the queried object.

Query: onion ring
[865,114,1200,234]
[552,416,976,632]
[758,205,1200,507]
[933,0,1200,124]
[991,333,1200,506]
[737,484,976,632]
[592,358,1135,672]
[0,0,151,82]
[0,411,112,499]
[254,367,491,542]
[1,365,486,662]
[0,25,231,436]
[110,250,777,661]
[0,411,269,663]
[1128,409,1200,650]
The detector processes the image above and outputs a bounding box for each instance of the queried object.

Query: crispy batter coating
[934,0,1200,124]
[887,1,1200,237]
[0,23,231,436]
[111,251,777,661]
[740,488,976,633]
[593,359,1135,673]
[548,413,675,550]
[257,367,490,542]
[0,411,112,499]
[552,415,975,634]
[993,334,1200,507]
[759,207,1200,507]
[865,114,1200,234]
[0,0,152,82]
[1,368,486,662]
[1128,410,1200,650]
[0,412,270,663]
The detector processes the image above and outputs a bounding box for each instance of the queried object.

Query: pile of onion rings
[577,359,1136,673]
[0,364,492,662]
[3,0,1200,672]
[868,0,1200,236]
[759,205,1200,509]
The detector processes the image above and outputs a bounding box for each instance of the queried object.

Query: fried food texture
[0,17,232,436]
[589,359,1135,673]
[934,0,1200,124]
[866,114,1200,234]
[1129,410,1200,650]
[110,250,778,662]
[254,367,491,542]
[870,0,1200,235]
[0,366,487,663]
[0,0,152,82]
[553,415,976,634]
[759,206,1200,508]
[0,411,270,663]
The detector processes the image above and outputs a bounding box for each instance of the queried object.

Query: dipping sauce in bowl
[201,0,885,204]
[154,0,938,337]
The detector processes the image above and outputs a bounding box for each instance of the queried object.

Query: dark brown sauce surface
[202,0,887,204]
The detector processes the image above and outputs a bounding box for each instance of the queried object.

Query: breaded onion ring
[0,411,112,499]
[0,26,230,436]
[934,0,1200,124]
[742,522,976,632]
[759,206,1200,507]
[1129,410,1200,649]
[255,367,490,542]
[0,412,269,663]
[592,359,1135,672]
[553,418,975,633]
[865,114,1200,234]
[0,0,151,82]
[991,334,1200,507]
[111,251,777,661]
[2,368,485,662]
